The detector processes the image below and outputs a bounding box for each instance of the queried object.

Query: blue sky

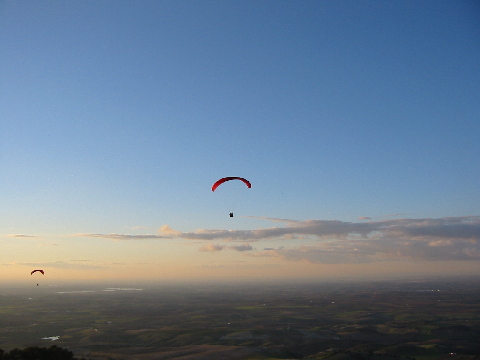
[1,1,479,282]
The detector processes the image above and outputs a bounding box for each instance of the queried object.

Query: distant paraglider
[212,177,251,217]
[31,269,44,286]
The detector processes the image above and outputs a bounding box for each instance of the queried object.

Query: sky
[1,0,480,284]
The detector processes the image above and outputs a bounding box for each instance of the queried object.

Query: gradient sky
[1,1,480,283]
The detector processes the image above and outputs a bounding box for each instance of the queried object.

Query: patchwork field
[0,279,479,359]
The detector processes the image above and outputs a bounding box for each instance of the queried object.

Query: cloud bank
[161,216,480,242]
[77,216,480,264]
[164,216,480,263]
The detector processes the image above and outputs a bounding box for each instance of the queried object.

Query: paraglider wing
[212,177,251,192]
[31,269,44,275]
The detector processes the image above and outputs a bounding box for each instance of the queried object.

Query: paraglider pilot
[229,212,233,217]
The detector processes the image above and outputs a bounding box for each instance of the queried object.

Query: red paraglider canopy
[31,269,44,275]
[212,177,251,192]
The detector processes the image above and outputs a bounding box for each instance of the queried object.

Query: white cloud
[158,225,182,236]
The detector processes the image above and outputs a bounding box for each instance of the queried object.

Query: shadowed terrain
[0,279,479,359]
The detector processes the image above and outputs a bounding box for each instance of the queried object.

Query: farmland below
[0,278,479,360]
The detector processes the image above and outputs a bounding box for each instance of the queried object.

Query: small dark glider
[212,177,251,192]
[31,269,44,275]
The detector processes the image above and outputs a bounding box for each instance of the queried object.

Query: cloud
[163,221,359,241]
[7,261,107,270]
[161,216,480,264]
[158,225,182,236]
[386,218,480,240]
[199,243,253,252]
[199,243,225,252]
[162,216,480,242]
[264,246,284,250]
[159,220,373,241]
[73,233,170,240]
[251,245,374,264]
[229,244,253,251]
[358,217,372,220]
[70,216,480,264]
[250,234,480,265]
[7,234,37,238]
